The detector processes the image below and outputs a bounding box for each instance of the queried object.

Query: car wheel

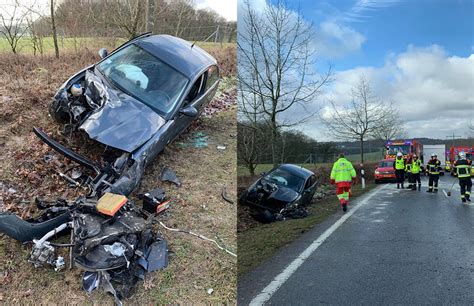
[255,210,275,223]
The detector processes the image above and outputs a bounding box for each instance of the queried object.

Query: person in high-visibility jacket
[405,155,413,189]
[454,151,472,203]
[393,152,405,189]
[330,153,357,212]
[411,154,422,191]
[426,153,441,193]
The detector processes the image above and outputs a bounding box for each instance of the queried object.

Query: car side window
[183,73,206,106]
[305,175,316,189]
[205,65,219,91]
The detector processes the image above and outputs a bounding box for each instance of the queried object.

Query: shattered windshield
[97,44,188,115]
[388,145,409,155]
[263,169,305,192]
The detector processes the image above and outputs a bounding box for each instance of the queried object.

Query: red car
[374,158,396,183]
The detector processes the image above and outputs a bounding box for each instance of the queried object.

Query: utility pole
[145,0,155,33]
[446,133,462,148]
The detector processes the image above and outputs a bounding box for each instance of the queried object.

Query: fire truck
[445,146,474,176]
[385,140,423,161]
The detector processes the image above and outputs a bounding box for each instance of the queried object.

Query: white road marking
[249,185,388,306]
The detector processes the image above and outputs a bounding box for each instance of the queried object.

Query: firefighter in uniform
[330,153,357,212]
[393,152,405,189]
[411,154,422,191]
[405,155,413,189]
[454,151,472,203]
[426,153,441,193]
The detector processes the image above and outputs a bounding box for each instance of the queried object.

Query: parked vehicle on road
[239,164,317,222]
[374,158,396,183]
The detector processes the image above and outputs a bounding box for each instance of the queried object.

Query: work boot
[418,184,421,191]
[426,189,432,193]
[434,189,438,193]
[401,184,405,189]
[397,184,400,189]
[466,196,471,202]
[342,203,347,212]
[462,198,466,203]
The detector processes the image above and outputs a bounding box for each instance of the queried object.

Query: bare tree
[238,0,332,167]
[0,0,30,54]
[50,0,59,58]
[373,110,407,143]
[321,77,395,163]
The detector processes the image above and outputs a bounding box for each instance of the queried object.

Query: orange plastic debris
[96,193,127,216]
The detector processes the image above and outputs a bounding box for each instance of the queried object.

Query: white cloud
[196,0,237,21]
[313,21,366,58]
[342,0,402,23]
[301,45,474,140]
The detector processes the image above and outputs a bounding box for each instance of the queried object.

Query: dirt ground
[0,46,237,303]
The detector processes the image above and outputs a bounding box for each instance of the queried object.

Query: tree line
[0,0,236,56]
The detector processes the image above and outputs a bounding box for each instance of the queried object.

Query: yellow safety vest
[412,160,421,174]
[395,158,405,170]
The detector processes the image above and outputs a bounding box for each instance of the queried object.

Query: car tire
[255,210,275,223]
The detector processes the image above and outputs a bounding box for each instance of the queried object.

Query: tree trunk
[145,0,155,33]
[50,0,59,59]
[360,136,364,164]
[249,163,255,176]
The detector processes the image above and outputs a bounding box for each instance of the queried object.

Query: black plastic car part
[0,211,71,242]
[33,127,102,174]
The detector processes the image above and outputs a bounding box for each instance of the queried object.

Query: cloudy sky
[196,0,237,21]
[240,0,474,141]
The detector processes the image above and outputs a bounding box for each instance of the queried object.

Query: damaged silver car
[38,33,220,196]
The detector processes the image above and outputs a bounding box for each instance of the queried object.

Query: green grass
[237,183,377,276]
[0,36,234,54]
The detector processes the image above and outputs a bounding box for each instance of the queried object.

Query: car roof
[276,164,314,178]
[134,35,217,80]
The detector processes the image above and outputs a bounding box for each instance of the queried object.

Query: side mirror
[98,48,108,59]
[179,105,198,117]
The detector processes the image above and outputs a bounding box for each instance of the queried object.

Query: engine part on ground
[96,193,128,216]
[159,167,181,187]
[142,188,167,214]
[28,222,71,269]
[82,271,100,293]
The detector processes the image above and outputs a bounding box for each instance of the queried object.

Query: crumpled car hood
[267,186,299,204]
[79,70,166,153]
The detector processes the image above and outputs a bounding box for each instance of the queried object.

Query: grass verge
[237,183,377,276]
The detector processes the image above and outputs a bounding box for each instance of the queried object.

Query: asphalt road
[239,175,474,305]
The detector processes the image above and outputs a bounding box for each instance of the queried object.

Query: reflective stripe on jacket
[330,158,356,183]
[405,163,412,173]
[455,159,472,178]
[427,159,441,175]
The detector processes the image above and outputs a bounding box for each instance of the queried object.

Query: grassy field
[0,36,235,55]
[237,183,378,276]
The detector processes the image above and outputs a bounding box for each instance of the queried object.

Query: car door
[301,175,317,205]
[167,65,220,142]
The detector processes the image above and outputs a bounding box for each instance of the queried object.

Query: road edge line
[249,184,388,306]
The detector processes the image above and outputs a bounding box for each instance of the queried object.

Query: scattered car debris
[0,193,170,304]
[239,164,317,223]
[217,145,226,150]
[207,288,214,295]
[159,167,182,187]
[221,186,234,204]
[178,132,212,148]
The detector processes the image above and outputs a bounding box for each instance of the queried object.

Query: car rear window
[379,161,393,167]
[97,44,188,115]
